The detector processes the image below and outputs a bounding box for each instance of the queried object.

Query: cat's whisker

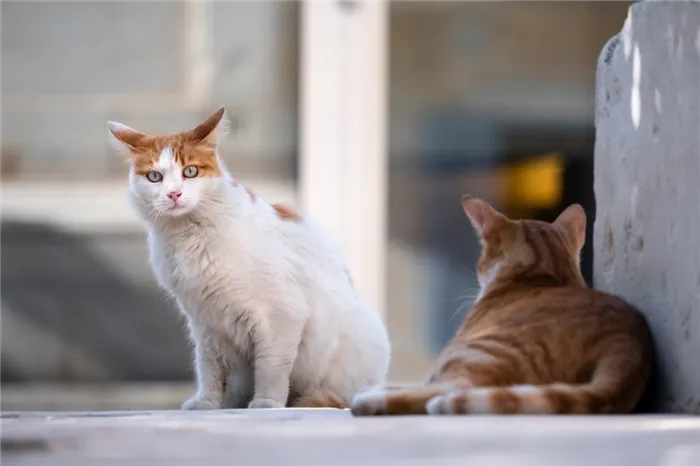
[444,290,480,303]
[151,206,166,223]
[447,298,475,324]
[193,196,220,210]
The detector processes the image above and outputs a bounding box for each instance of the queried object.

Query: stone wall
[594,0,700,413]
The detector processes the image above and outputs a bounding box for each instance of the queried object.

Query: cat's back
[437,284,652,389]
[470,285,648,337]
[460,284,652,369]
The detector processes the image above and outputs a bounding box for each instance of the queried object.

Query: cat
[351,195,652,415]
[107,107,391,410]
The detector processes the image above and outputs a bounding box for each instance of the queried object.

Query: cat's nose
[167,190,182,201]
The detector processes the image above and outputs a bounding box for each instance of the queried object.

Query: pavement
[2,409,700,466]
[0,383,194,412]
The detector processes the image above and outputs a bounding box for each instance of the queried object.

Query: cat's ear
[461,195,506,236]
[554,204,587,250]
[107,121,146,156]
[187,107,230,147]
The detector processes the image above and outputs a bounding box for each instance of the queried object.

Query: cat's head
[461,195,587,294]
[107,108,229,219]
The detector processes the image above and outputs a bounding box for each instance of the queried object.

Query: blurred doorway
[384,1,632,381]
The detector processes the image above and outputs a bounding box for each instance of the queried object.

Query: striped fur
[351,196,653,416]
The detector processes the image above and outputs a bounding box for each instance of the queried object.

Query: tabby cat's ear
[554,204,587,250]
[461,195,506,236]
[187,107,230,147]
[107,121,146,155]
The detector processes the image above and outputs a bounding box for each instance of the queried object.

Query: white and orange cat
[107,108,390,409]
[351,196,652,415]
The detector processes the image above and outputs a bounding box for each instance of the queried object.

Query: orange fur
[109,108,225,177]
[352,196,652,416]
[273,203,302,222]
[292,389,348,409]
[110,109,295,217]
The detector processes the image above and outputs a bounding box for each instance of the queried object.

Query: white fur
[510,385,540,395]
[462,388,491,414]
[349,387,389,415]
[475,262,501,301]
[425,391,459,415]
[442,348,498,365]
[425,388,489,415]
[107,121,137,156]
[425,394,446,415]
[114,128,391,410]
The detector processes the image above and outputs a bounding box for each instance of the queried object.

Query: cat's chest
[148,230,245,294]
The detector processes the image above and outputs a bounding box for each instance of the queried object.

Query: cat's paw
[425,392,461,415]
[425,394,448,415]
[349,389,388,416]
[181,395,221,410]
[248,398,284,409]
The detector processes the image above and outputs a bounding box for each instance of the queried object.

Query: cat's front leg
[223,356,254,408]
[248,320,302,409]
[182,339,227,410]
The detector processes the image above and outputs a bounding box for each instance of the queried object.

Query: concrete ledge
[2,410,700,465]
[0,383,194,412]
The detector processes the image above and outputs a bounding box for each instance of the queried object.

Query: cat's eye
[183,165,199,178]
[146,171,163,183]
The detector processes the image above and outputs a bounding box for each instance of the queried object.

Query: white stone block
[594,0,700,413]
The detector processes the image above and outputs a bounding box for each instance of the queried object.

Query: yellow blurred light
[499,152,563,210]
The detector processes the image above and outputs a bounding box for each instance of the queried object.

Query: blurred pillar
[299,0,388,316]
[183,0,214,107]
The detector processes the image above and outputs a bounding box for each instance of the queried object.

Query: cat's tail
[424,383,616,415]
[351,356,647,415]
[350,384,454,416]
[293,388,348,409]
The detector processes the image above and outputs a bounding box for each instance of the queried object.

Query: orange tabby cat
[351,195,652,415]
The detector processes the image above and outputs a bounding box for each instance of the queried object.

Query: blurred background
[1,1,631,411]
